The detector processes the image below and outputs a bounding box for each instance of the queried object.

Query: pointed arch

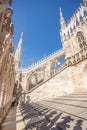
[77,31,87,49]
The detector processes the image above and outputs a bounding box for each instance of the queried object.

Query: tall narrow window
[77,31,86,49]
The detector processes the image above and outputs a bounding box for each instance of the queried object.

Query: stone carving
[0,0,14,124]
[2,8,13,31]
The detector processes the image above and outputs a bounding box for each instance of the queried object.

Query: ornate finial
[21,32,24,38]
[15,32,24,69]
[59,8,63,18]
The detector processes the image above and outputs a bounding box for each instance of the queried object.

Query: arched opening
[51,56,65,74]
[26,67,45,91]
[83,65,87,91]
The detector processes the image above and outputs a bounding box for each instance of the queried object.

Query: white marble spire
[59,8,66,32]
[15,32,24,69]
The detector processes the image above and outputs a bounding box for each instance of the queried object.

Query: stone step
[53,92,87,99]
[61,95,87,98]
[31,103,87,130]
[71,92,87,95]
[38,100,87,120]
[45,99,87,108]
[20,92,87,129]
[20,104,40,124]
[51,97,87,102]
[20,104,60,130]
[70,94,87,96]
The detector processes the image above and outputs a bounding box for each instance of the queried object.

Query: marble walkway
[1,92,87,130]
[1,105,25,130]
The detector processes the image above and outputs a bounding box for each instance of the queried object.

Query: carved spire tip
[59,7,64,19]
[59,7,61,12]
[21,32,24,38]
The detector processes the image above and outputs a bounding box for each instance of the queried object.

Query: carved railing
[65,46,87,66]
[25,46,87,94]
[19,49,65,71]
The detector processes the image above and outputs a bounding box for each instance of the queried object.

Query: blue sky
[12,0,82,67]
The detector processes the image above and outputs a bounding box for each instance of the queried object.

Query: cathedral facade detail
[15,1,87,102]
